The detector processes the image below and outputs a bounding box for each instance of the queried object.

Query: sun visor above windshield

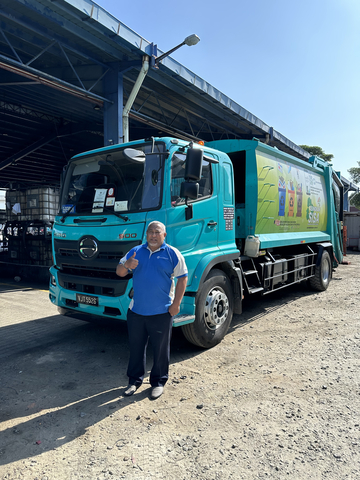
[73,162,100,176]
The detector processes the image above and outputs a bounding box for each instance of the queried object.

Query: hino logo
[79,236,99,259]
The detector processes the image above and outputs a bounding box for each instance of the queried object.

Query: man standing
[116,221,188,399]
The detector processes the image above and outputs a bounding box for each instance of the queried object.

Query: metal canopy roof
[0,0,311,189]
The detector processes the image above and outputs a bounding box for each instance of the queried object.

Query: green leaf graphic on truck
[255,151,327,234]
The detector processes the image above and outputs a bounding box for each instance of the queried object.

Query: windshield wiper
[60,204,76,223]
[102,206,129,221]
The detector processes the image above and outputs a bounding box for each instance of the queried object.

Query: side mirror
[180,181,199,200]
[185,148,203,181]
[180,182,199,221]
[123,148,146,163]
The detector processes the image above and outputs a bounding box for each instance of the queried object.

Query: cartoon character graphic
[278,176,286,217]
[287,180,295,217]
[296,184,303,217]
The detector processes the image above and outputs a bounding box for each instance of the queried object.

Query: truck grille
[54,238,140,294]
[61,263,119,279]
[59,248,122,261]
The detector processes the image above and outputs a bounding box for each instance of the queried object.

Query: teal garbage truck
[49,137,343,348]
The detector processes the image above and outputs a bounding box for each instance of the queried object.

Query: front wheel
[181,269,234,348]
[309,250,332,291]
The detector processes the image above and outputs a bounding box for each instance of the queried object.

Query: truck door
[165,153,219,283]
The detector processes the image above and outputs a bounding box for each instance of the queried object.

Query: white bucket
[244,235,260,257]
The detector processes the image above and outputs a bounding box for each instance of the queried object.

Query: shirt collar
[144,241,166,253]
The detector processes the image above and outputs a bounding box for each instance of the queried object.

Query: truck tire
[309,250,331,291]
[182,269,234,348]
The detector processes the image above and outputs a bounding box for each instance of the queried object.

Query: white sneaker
[150,386,164,399]
[124,385,138,396]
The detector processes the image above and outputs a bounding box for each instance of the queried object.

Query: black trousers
[126,309,173,388]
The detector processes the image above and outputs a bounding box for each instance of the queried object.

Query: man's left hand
[168,303,180,317]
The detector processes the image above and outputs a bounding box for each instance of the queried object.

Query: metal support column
[103,63,123,146]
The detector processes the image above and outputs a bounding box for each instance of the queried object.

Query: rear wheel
[309,250,332,291]
[182,269,234,348]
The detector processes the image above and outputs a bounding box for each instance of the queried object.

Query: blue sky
[97,0,360,181]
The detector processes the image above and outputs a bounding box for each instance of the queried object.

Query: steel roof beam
[129,111,202,143]
[0,55,108,106]
[144,71,255,136]
[52,0,150,55]
[0,8,112,69]
[0,27,23,63]
[129,105,245,144]
[0,133,61,171]
[0,100,63,122]
[0,19,113,98]
[131,98,244,142]
[128,82,246,140]
[9,0,137,59]
[0,121,96,170]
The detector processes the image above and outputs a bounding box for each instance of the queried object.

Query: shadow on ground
[0,267,346,466]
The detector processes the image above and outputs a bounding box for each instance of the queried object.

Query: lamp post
[123,34,200,142]
[153,34,200,67]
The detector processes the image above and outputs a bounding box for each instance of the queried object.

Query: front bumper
[49,266,130,320]
[49,266,196,326]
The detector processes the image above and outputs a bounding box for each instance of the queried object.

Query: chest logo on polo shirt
[157,255,169,260]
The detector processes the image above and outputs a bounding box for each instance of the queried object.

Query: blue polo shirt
[120,242,188,316]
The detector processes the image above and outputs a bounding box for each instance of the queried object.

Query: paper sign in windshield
[92,202,104,213]
[92,188,107,213]
[115,201,128,211]
[94,188,107,202]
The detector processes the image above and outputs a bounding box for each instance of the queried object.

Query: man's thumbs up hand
[125,251,138,270]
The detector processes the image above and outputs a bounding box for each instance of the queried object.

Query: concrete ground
[0,254,359,480]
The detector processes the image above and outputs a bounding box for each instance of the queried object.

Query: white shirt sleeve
[171,246,188,278]
[119,252,129,266]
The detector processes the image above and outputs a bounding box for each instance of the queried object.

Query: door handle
[207,221,218,226]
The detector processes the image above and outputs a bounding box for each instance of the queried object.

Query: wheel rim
[204,287,229,330]
[322,258,330,284]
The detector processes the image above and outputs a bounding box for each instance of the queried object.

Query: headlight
[50,274,57,286]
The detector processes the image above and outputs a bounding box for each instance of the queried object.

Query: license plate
[76,294,98,306]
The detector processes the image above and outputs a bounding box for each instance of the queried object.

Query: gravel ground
[0,252,359,480]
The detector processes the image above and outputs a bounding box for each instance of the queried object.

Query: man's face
[146,225,166,251]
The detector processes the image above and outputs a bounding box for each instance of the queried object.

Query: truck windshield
[60,143,165,216]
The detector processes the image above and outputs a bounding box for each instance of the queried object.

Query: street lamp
[123,34,200,142]
[154,34,200,67]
